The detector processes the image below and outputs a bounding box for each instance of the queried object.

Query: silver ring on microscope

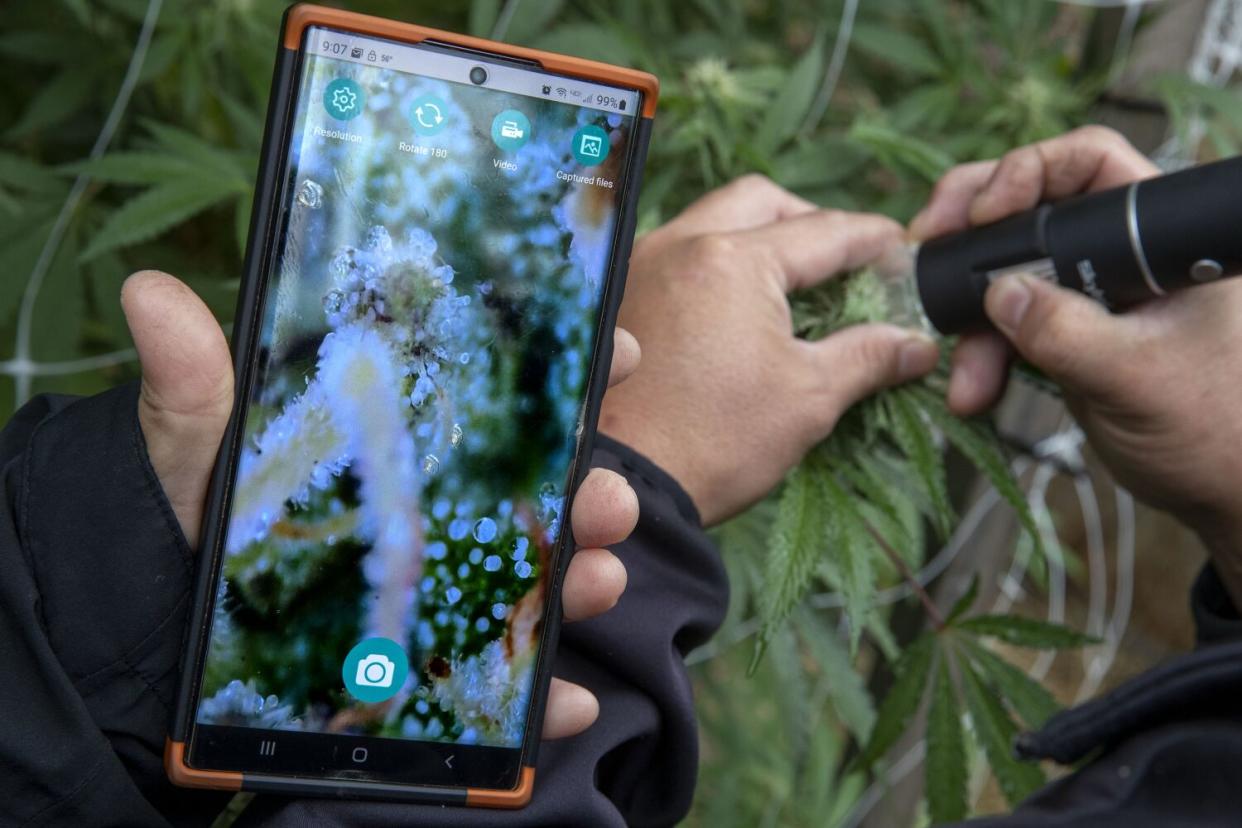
[1126,181,1166,297]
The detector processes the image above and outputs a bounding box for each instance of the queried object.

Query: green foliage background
[3,0,1236,825]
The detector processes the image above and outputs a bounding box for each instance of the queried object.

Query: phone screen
[187,26,640,788]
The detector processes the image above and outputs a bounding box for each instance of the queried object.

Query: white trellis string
[6,0,163,408]
[800,0,861,136]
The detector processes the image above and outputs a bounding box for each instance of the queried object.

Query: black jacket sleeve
[0,383,728,828]
[0,384,230,828]
[957,563,1242,828]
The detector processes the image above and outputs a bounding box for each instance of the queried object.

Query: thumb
[802,324,940,432]
[984,274,1133,395]
[121,271,233,545]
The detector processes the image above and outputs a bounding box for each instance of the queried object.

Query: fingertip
[571,467,640,548]
[897,333,940,382]
[907,209,933,243]
[123,270,232,416]
[562,547,627,621]
[947,334,1011,415]
[121,269,182,313]
[608,327,641,388]
[911,160,999,241]
[542,679,599,740]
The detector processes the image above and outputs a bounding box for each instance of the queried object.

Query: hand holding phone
[167,4,657,807]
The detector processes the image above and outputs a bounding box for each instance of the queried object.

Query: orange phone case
[165,2,657,809]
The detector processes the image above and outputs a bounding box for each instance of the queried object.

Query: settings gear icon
[323,78,364,121]
[331,86,357,114]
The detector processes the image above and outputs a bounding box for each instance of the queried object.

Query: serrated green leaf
[468,0,501,37]
[752,464,832,670]
[0,31,75,64]
[61,152,198,185]
[820,469,874,653]
[754,36,824,154]
[141,121,249,186]
[850,22,942,77]
[908,384,1045,561]
[31,230,84,361]
[766,622,813,755]
[88,251,133,348]
[502,0,566,44]
[213,89,265,152]
[80,178,244,261]
[855,633,933,768]
[959,615,1097,650]
[534,24,635,65]
[770,138,867,192]
[959,637,1059,730]
[1,219,55,324]
[959,656,1045,807]
[885,389,952,538]
[946,576,979,624]
[848,119,955,183]
[925,653,968,824]
[7,69,94,137]
[796,606,876,744]
[0,151,63,194]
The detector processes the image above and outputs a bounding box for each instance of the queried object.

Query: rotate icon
[324,77,365,121]
[410,94,448,136]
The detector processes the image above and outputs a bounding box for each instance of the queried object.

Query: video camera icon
[491,109,532,151]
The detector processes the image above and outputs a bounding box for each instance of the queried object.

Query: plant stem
[863,520,947,632]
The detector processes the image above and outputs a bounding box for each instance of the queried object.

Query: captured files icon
[572,124,611,166]
[578,134,603,159]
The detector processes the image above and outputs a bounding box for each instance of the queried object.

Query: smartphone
[165,3,656,807]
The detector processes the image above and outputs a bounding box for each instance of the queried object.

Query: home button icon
[351,747,368,763]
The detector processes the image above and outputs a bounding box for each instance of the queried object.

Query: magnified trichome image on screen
[195,44,633,748]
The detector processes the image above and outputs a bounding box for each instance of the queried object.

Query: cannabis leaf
[755,269,1050,662]
[925,654,967,823]
[958,614,1098,649]
[855,633,934,768]
[76,122,253,260]
[753,463,833,671]
[856,613,1093,822]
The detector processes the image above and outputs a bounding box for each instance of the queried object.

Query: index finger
[970,126,1159,226]
[908,160,997,241]
[738,209,905,293]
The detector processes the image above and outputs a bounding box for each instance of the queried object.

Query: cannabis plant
[4,0,1233,825]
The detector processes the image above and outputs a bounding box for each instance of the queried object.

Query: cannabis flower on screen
[228,222,479,644]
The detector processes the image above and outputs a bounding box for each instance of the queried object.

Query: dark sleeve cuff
[1192,563,1242,647]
